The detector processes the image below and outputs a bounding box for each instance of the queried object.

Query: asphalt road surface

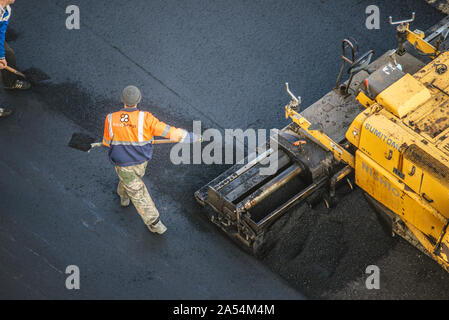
[0,0,447,299]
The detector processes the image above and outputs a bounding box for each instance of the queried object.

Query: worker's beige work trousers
[115,161,160,229]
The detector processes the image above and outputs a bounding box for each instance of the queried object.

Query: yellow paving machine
[196,14,449,272]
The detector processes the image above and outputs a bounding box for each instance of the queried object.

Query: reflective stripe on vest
[161,125,171,138]
[111,140,152,146]
[138,111,145,142]
[108,113,114,141]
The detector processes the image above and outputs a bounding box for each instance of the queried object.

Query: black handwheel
[348,50,375,74]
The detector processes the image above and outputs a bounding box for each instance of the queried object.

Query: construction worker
[103,86,198,234]
[0,0,30,90]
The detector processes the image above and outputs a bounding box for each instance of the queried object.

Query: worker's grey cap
[121,85,142,106]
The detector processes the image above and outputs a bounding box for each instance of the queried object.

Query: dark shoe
[5,79,31,91]
[0,108,13,118]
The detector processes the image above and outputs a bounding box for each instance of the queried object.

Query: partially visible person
[0,0,30,90]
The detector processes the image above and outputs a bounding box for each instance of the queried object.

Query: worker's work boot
[0,107,12,118]
[4,79,31,91]
[120,197,130,207]
[148,219,167,235]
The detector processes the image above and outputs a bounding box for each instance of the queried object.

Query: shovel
[68,132,178,153]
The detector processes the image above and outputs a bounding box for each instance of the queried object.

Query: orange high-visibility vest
[103,107,187,166]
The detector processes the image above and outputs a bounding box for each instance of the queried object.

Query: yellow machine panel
[405,52,449,143]
[406,151,449,219]
[376,73,431,118]
[355,151,403,213]
[345,110,370,148]
[400,154,423,194]
[356,150,449,272]
[436,135,449,157]
[358,112,406,177]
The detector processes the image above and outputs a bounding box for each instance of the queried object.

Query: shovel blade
[68,133,96,152]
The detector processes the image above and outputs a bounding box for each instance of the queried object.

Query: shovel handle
[90,139,177,150]
[5,66,26,78]
[152,139,178,144]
